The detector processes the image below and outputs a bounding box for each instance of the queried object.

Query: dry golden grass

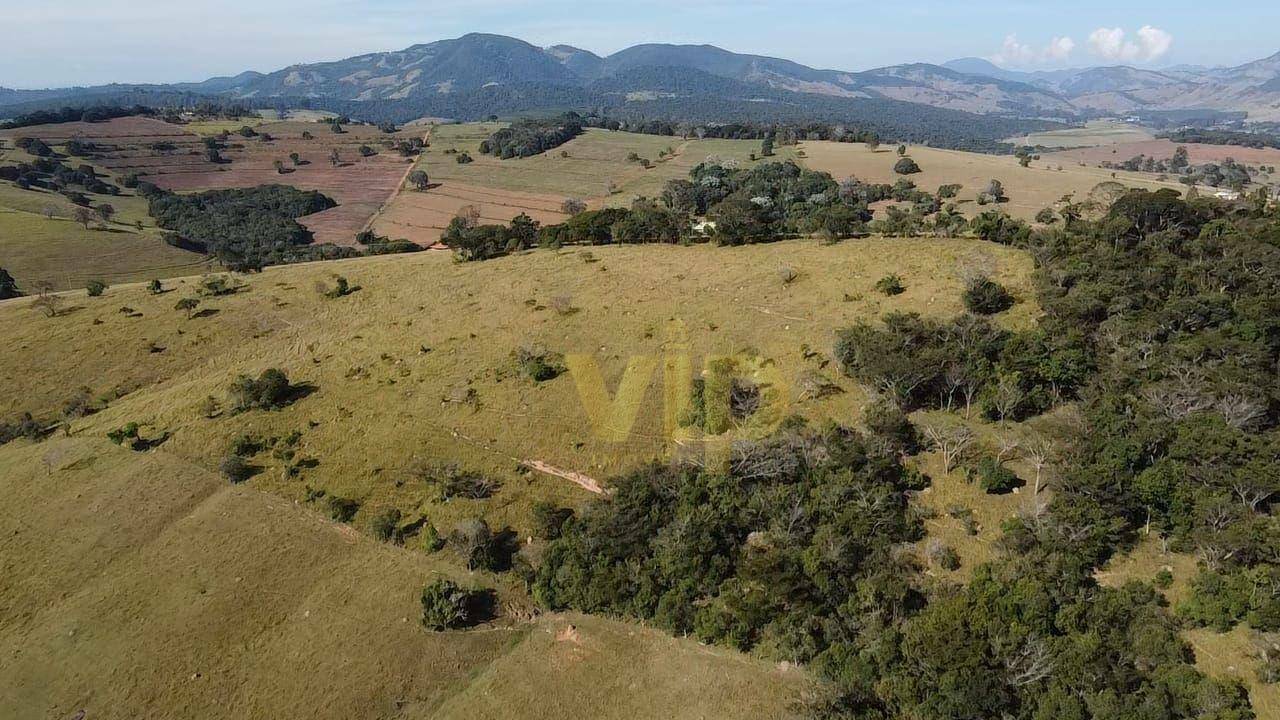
[419,125,800,205]
[0,436,803,719]
[0,236,1037,538]
[798,140,1188,221]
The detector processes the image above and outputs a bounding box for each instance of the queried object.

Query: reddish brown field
[1046,139,1280,168]
[371,181,569,246]
[10,117,424,246]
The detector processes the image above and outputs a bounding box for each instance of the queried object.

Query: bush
[327,496,361,523]
[863,398,920,454]
[85,279,107,297]
[926,540,961,570]
[972,456,1021,494]
[421,579,486,630]
[874,274,905,296]
[532,501,574,541]
[893,157,921,175]
[228,368,296,412]
[515,345,566,382]
[962,277,1015,315]
[371,508,402,542]
[412,461,501,500]
[220,454,255,483]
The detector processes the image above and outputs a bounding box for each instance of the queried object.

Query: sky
[4,0,1279,89]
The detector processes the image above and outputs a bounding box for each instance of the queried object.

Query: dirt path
[358,126,434,237]
[522,460,607,495]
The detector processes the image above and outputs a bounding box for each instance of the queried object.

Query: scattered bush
[962,277,1015,315]
[220,454,256,483]
[327,496,361,523]
[894,157,921,175]
[514,345,566,382]
[421,579,488,630]
[228,368,297,412]
[971,456,1021,494]
[874,274,905,296]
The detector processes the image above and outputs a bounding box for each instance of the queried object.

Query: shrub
[371,508,402,542]
[532,501,575,541]
[228,368,296,412]
[327,496,361,523]
[148,279,163,295]
[972,456,1021,494]
[874,274,905,296]
[449,518,497,570]
[220,454,255,483]
[412,461,500,500]
[421,579,485,630]
[107,422,141,448]
[926,540,961,570]
[962,277,1014,315]
[514,345,566,382]
[85,279,107,297]
[894,157,921,175]
[0,268,20,300]
[863,398,920,454]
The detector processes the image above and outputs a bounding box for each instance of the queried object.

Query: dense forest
[517,187,1280,719]
[146,185,348,270]
[0,67,1064,155]
[1160,128,1280,150]
[478,115,584,158]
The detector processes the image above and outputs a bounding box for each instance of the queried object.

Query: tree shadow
[461,589,499,628]
[191,308,220,319]
[281,382,319,407]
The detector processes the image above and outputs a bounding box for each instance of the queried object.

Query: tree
[31,281,63,317]
[175,297,199,319]
[894,157,921,175]
[85,279,106,297]
[408,169,430,191]
[273,160,286,174]
[897,144,907,156]
[980,179,1007,204]
[761,136,775,157]
[0,268,20,299]
[329,148,341,167]
[148,279,163,295]
[962,276,1015,315]
[922,423,974,474]
[421,579,483,630]
[73,207,96,230]
[289,152,301,166]
[560,198,587,215]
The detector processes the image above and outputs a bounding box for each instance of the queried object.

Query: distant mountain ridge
[7,33,1280,130]
[942,53,1280,120]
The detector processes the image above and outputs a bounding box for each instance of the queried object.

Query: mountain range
[5,33,1280,139]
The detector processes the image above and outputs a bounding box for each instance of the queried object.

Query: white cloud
[1088,25,1173,63]
[990,34,1076,67]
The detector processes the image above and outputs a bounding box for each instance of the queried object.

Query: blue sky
[5,0,1279,88]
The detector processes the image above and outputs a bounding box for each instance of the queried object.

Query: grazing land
[1044,138,1280,169]
[799,139,1188,220]
[0,121,213,290]
[420,124,802,205]
[0,237,1037,529]
[1004,120,1156,149]
[0,436,803,720]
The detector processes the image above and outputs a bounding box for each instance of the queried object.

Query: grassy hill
[0,436,804,719]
